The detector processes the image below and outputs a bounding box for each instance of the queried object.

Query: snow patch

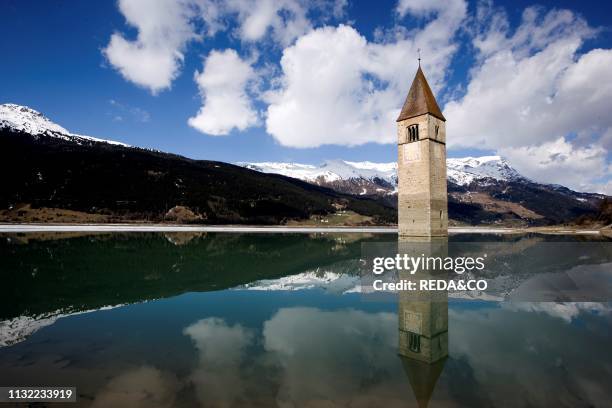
[234,270,361,293]
[0,304,126,347]
[0,103,130,147]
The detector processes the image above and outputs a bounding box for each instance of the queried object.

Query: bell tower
[397,64,447,237]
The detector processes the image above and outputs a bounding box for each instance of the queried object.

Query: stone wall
[397,113,448,236]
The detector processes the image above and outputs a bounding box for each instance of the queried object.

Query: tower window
[407,124,419,142]
[408,332,421,353]
[435,125,439,138]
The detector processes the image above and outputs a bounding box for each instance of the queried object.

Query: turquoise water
[0,232,610,407]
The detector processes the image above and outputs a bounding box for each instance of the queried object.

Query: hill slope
[240,158,605,226]
[0,104,395,225]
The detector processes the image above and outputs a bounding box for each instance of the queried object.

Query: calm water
[0,232,611,407]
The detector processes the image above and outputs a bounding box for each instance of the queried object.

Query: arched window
[407,124,419,142]
[408,332,421,352]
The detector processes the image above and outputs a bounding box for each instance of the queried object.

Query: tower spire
[417,48,421,67]
[396,57,448,237]
[396,65,445,122]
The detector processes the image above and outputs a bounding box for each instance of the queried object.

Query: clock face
[404,143,421,163]
[404,310,422,334]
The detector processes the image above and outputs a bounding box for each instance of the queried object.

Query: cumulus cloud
[188,49,259,135]
[224,0,313,46]
[194,0,348,46]
[265,0,467,148]
[444,5,612,191]
[105,0,346,93]
[444,7,603,149]
[103,0,199,94]
[499,137,611,193]
[105,0,612,192]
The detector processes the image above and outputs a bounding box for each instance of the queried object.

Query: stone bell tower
[397,65,447,237]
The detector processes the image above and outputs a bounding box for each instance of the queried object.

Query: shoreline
[0,223,603,234]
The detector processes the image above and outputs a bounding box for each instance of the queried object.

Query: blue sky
[2,0,612,192]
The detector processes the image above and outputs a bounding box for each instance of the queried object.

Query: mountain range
[239,155,526,196]
[240,157,605,226]
[0,103,607,226]
[0,104,394,225]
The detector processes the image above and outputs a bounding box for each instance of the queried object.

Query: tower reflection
[397,237,449,408]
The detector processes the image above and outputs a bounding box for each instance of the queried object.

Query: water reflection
[397,238,449,408]
[0,232,610,407]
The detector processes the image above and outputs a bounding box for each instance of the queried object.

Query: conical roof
[397,66,446,122]
[400,355,447,408]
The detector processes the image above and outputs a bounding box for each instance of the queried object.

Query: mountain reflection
[0,232,380,320]
[1,232,612,347]
[0,232,611,407]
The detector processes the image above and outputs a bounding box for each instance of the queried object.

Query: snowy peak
[0,103,69,135]
[319,159,396,182]
[240,160,397,185]
[447,155,525,186]
[0,103,129,147]
[239,156,524,191]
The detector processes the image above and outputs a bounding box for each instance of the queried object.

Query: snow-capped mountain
[1,103,604,226]
[0,303,127,347]
[1,103,396,225]
[447,156,525,186]
[240,159,398,195]
[241,160,397,184]
[239,157,604,225]
[239,156,525,195]
[0,103,128,146]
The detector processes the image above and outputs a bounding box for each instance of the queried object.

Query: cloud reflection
[183,317,254,407]
[91,366,180,408]
[263,307,401,406]
[449,304,612,407]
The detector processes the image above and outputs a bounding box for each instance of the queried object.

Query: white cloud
[104,0,612,193]
[265,0,467,148]
[103,0,199,94]
[226,0,311,46]
[499,137,611,193]
[102,0,331,93]
[104,0,349,94]
[443,5,612,192]
[396,0,455,18]
[188,49,259,135]
[223,0,349,46]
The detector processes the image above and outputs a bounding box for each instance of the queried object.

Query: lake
[0,232,611,407]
